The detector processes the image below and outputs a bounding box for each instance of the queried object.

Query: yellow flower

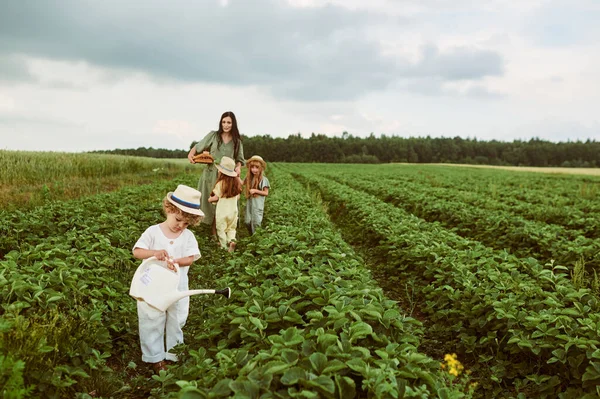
[442,353,464,377]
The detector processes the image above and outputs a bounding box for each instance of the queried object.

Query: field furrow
[290,168,600,398]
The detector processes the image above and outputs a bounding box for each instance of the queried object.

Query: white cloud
[0,94,16,113]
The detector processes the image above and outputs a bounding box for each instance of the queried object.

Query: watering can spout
[185,287,231,298]
[129,257,232,312]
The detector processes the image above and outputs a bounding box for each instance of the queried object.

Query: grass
[0,150,200,211]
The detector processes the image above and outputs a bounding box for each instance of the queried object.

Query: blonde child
[242,155,270,235]
[132,185,203,374]
[208,156,242,252]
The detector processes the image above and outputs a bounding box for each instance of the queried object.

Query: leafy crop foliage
[287,165,600,398]
[1,164,469,397]
[3,158,598,398]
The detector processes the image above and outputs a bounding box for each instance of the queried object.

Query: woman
[188,111,245,235]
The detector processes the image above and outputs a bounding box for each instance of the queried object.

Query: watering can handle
[144,256,179,274]
[170,259,180,273]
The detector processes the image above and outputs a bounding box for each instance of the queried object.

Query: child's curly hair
[162,198,203,226]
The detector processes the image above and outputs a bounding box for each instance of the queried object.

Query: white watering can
[129,256,231,311]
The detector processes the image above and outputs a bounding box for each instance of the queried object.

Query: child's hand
[154,250,170,261]
[250,189,258,195]
[166,257,178,271]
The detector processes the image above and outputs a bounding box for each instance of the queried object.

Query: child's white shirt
[133,224,201,262]
[133,224,199,363]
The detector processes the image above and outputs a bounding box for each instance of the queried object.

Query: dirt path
[406,163,600,176]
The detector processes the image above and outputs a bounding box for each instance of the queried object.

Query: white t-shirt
[133,224,201,263]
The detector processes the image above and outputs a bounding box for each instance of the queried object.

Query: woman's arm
[187,147,197,163]
[235,141,245,175]
[190,131,216,164]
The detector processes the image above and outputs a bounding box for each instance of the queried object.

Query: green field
[0,150,195,211]
[2,155,600,398]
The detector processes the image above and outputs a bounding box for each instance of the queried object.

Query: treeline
[92,133,600,167]
[91,147,189,159]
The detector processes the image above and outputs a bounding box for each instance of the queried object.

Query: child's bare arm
[208,193,219,203]
[133,247,170,260]
[249,187,269,197]
[172,255,195,267]
[133,248,178,270]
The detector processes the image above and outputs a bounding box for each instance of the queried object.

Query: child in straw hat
[208,156,242,252]
[132,185,203,374]
[242,155,270,235]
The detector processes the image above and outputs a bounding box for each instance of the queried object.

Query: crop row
[291,170,600,398]
[318,171,600,277]
[291,163,600,215]
[366,175,598,239]
[365,164,600,211]
[0,180,183,259]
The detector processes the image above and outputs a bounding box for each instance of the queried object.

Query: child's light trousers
[137,267,189,363]
[216,210,238,249]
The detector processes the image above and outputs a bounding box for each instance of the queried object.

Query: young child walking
[208,156,242,252]
[242,155,270,235]
[132,184,203,374]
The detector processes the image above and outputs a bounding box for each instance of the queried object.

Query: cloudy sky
[1,0,599,152]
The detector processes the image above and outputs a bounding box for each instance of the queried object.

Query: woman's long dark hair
[216,111,241,160]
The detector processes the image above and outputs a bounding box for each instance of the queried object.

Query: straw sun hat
[167,185,204,216]
[246,155,266,170]
[216,156,238,177]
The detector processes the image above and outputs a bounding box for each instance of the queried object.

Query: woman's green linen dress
[194,131,245,225]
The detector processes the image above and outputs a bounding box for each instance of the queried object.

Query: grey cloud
[409,45,504,80]
[0,55,35,84]
[524,0,600,47]
[0,114,83,128]
[398,77,504,99]
[399,77,446,96]
[0,0,504,100]
[464,85,504,99]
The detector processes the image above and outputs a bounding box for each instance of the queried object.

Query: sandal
[152,360,168,374]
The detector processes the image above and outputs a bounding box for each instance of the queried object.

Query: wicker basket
[193,151,215,164]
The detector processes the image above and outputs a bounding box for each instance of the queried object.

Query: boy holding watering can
[132,185,203,374]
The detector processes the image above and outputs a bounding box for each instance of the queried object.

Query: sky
[1,0,599,152]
